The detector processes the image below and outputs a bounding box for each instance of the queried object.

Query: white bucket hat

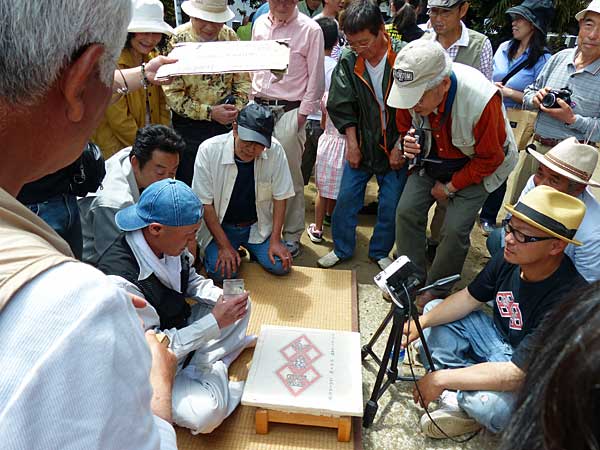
[128,0,174,36]
[182,0,235,23]
[576,0,600,21]
[527,137,600,188]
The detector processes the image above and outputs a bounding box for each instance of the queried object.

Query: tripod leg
[361,307,393,360]
[363,308,407,427]
[410,308,436,371]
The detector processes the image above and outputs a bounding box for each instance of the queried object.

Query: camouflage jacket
[162,22,251,121]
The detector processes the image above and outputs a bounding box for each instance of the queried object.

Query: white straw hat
[128,0,174,36]
[181,0,235,23]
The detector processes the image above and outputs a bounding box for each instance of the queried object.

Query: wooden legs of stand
[255,408,352,442]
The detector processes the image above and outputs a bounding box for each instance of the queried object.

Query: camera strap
[501,59,530,85]
[438,71,457,129]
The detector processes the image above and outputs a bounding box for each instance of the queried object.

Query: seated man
[192,103,294,283]
[403,185,588,438]
[487,137,600,283]
[97,178,254,434]
[79,124,184,264]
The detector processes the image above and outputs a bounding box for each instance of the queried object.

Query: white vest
[410,63,518,192]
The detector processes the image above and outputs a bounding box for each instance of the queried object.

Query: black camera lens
[542,93,557,109]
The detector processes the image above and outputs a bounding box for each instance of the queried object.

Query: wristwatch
[443,183,456,199]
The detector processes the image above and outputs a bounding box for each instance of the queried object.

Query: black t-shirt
[222,157,257,225]
[468,252,587,369]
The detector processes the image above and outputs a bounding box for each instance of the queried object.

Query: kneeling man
[404,185,587,438]
[192,103,295,283]
[97,178,253,434]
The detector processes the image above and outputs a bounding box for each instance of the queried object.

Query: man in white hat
[403,185,588,438]
[487,137,600,283]
[390,39,517,307]
[251,0,325,258]
[513,0,600,200]
[163,0,251,186]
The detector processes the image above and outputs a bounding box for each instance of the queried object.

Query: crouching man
[403,186,588,438]
[192,103,295,283]
[97,178,254,434]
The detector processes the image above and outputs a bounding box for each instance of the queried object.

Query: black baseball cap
[237,103,274,148]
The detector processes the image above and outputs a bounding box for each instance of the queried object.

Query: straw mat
[176,263,360,450]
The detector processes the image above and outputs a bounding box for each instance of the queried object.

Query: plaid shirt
[444,22,493,81]
[523,48,600,142]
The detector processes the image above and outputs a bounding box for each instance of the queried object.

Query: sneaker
[284,240,302,258]
[420,391,482,439]
[376,257,393,270]
[306,224,323,243]
[479,219,495,236]
[317,251,340,268]
[323,215,332,227]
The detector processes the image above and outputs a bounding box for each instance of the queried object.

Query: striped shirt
[523,48,600,142]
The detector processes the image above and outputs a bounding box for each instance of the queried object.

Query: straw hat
[505,185,586,246]
[182,0,235,23]
[128,0,174,35]
[527,137,600,188]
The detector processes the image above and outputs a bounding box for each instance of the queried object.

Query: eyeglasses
[347,34,378,51]
[502,219,555,244]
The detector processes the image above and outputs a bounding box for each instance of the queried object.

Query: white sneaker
[420,390,482,439]
[376,256,393,270]
[317,251,340,268]
[284,240,301,258]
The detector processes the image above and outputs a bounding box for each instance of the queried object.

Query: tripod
[362,275,460,428]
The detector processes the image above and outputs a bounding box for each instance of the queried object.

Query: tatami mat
[176,263,360,450]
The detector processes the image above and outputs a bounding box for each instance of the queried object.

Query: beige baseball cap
[386,39,451,109]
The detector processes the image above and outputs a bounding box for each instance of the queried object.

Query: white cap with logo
[386,39,452,110]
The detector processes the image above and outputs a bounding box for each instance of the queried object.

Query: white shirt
[308,55,338,121]
[521,175,600,282]
[366,53,388,128]
[192,132,295,254]
[111,230,224,360]
[0,262,177,450]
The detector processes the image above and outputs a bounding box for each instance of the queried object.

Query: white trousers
[171,302,250,434]
[273,108,307,242]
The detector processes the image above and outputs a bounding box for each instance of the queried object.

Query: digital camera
[542,87,572,109]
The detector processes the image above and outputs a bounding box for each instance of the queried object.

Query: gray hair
[0,0,131,105]
[424,50,453,91]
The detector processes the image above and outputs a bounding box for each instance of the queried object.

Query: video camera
[374,256,424,308]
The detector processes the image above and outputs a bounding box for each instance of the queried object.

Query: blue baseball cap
[115,179,203,231]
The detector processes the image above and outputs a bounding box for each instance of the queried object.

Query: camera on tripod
[374,256,424,307]
[542,87,572,109]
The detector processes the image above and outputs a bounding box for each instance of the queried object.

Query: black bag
[69,142,106,197]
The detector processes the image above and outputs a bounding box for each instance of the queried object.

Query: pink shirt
[251,7,325,116]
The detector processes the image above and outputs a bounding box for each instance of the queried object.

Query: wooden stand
[255,408,352,442]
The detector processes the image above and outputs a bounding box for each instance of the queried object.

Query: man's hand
[540,98,576,125]
[145,55,178,86]
[297,113,308,131]
[412,370,446,409]
[269,239,293,271]
[431,181,450,203]
[145,329,178,422]
[211,104,239,125]
[401,319,421,349]
[346,139,362,168]
[212,293,249,329]
[402,129,421,161]
[389,146,407,171]
[216,243,242,278]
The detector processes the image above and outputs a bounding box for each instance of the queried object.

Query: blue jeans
[421,299,517,433]
[204,224,290,284]
[331,163,407,260]
[26,193,82,259]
